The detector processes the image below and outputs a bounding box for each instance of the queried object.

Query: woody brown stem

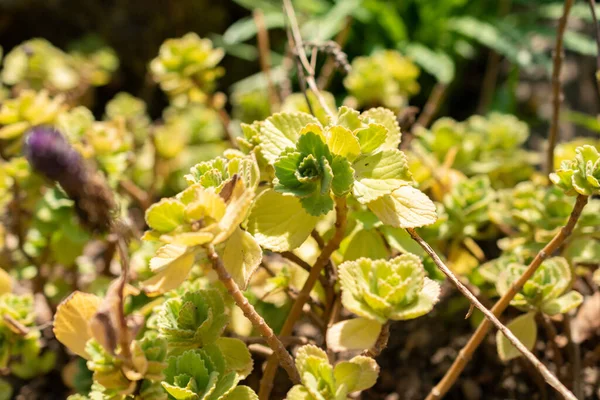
[205,244,300,384]
[422,194,588,400]
[259,196,347,399]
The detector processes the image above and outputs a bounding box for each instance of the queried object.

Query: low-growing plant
[0,1,599,400]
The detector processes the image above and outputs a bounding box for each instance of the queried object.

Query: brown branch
[415,83,448,129]
[253,9,280,110]
[422,194,588,400]
[279,251,329,290]
[259,196,347,399]
[363,321,391,358]
[311,229,325,249]
[546,0,575,177]
[206,244,300,384]
[407,228,576,400]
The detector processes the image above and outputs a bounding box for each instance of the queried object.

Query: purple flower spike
[25,126,86,194]
[24,126,116,233]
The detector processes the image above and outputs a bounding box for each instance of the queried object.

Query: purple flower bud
[25,126,116,233]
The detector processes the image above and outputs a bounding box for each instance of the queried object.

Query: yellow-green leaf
[215,337,254,379]
[145,199,186,233]
[142,246,196,296]
[368,186,437,228]
[326,317,382,352]
[326,126,361,161]
[53,291,102,359]
[496,312,537,362]
[247,190,318,251]
[222,228,262,290]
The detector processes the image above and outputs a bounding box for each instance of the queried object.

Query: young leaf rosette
[496,257,583,316]
[157,289,229,353]
[246,107,436,253]
[161,346,256,400]
[328,254,440,351]
[550,145,600,196]
[286,345,379,400]
[141,156,261,296]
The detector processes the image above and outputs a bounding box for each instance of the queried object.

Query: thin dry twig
[259,196,347,399]
[118,179,151,210]
[546,0,575,177]
[407,228,577,400]
[205,244,300,384]
[415,83,448,129]
[283,0,334,118]
[253,9,280,110]
[422,194,588,400]
[317,17,353,90]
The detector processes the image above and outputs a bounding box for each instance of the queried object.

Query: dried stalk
[407,228,577,400]
[253,9,280,110]
[118,179,151,210]
[546,0,575,177]
[422,193,588,400]
[415,83,448,129]
[259,196,347,399]
[205,244,300,384]
[317,17,353,90]
[283,0,334,118]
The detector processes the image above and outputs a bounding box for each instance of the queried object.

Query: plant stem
[283,0,334,118]
[253,8,280,111]
[407,228,577,400]
[546,0,575,177]
[363,322,391,358]
[537,313,564,377]
[317,17,353,90]
[415,83,448,129]
[205,244,300,384]
[118,179,151,210]
[420,193,588,400]
[259,196,348,399]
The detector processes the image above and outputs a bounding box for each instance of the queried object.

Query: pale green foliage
[415,113,535,187]
[0,90,65,149]
[231,89,271,124]
[162,346,256,400]
[2,37,117,91]
[281,91,337,126]
[496,257,583,315]
[496,312,537,362]
[550,145,600,196]
[85,332,168,399]
[338,254,441,324]
[150,33,225,106]
[440,175,495,239]
[287,345,379,400]
[105,92,152,144]
[157,289,229,352]
[344,50,420,110]
[0,293,54,379]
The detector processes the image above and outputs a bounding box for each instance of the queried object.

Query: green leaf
[326,318,382,352]
[404,43,455,84]
[330,155,354,197]
[286,385,312,400]
[222,228,262,290]
[145,199,186,233]
[355,124,387,154]
[336,106,362,131]
[223,386,258,400]
[335,356,379,393]
[142,245,196,296]
[360,108,401,149]
[352,149,413,203]
[541,291,584,316]
[340,228,389,262]
[215,337,253,379]
[326,126,361,161]
[496,312,537,362]
[258,112,319,163]
[247,189,318,251]
[223,13,284,44]
[368,186,437,228]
